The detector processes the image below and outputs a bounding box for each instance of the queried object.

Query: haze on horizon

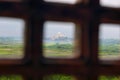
[0,17,25,38]
[99,24,120,39]
[0,18,120,40]
[43,21,75,39]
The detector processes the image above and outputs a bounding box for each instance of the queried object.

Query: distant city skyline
[44,21,75,39]
[0,18,120,40]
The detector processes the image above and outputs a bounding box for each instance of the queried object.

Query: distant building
[51,32,67,41]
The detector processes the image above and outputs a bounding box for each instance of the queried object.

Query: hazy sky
[44,22,120,39]
[44,21,75,38]
[100,0,120,8]
[0,18,120,40]
[99,24,120,39]
[0,17,25,37]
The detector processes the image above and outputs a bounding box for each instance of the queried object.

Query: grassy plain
[0,43,23,59]
[43,43,74,58]
[0,75,22,80]
[43,74,75,80]
[0,39,119,80]
[99,40,120,60]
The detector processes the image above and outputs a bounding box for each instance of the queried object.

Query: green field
[0,75,22,80]
[99,76,120,80]
[99,39,120,60]
[43,43,74,58]
[44,75,120,80]
[44,39,120,60]
[43,74,75,80]
[0,39,119,80]
[0,43,23,59]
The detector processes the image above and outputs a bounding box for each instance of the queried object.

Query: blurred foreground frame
[0,1,31,65]
[40,12,89,65]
